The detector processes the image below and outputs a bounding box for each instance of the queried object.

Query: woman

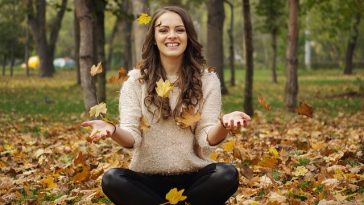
[82,6,251,205]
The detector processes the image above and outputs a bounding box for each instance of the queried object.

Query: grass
[0,67,363,123]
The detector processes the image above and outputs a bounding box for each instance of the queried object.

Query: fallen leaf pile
[1,110,363,204]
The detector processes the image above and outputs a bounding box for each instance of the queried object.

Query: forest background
[0,0,363,204]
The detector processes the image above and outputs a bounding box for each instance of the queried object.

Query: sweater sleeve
[118,69,142,148]
[194,72,223,158]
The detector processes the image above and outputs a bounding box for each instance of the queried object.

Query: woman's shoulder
[127,68,142,81]
[201,67,220,84]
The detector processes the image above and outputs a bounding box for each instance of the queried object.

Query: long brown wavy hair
[138,6,206,122]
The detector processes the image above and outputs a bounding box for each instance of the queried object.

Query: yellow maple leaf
[89,102,107,117]
[156,78,174,98]
[139,115,151,132]
[222,139,236,152]
[90,62,103,76]
[269,147,279,158]
[175,106,201,128]
[137,13,152,25]
[165,188,187,205]
[292,166,308,177]
[41,176,57,189]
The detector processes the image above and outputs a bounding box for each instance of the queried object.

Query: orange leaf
[175,106,201,128]
[73,165,91,183]
[73,152,85,166]
[258,96,271,111]
[41,176,57,189]
[258,156,277,168]
[296,101,313,118]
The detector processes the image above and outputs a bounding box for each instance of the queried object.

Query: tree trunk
[26,0,67,77]
[74,10,81,84]
[123,0,133,71]
[2,55,6,76]
[132,0,148,64]
[94,0,107,103]
[10,49,14,77]
[225,0,235,86]
[25,23,30,76]
[271,28,278,83]
[107,17,120,70]
[285,0,299,112]
[242,0,254,116]
[207,0,228,95]
[75,0,97,111]
[344,14,361,75]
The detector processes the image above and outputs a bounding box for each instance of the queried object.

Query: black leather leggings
[101,163,239,205]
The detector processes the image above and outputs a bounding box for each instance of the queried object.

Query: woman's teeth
[165,43,179,47]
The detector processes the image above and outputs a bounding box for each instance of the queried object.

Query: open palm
[81,120,115,142]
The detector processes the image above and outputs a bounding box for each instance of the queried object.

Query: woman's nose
[167,31,177,39]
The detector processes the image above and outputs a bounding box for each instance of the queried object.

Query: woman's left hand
[221,111,251,132]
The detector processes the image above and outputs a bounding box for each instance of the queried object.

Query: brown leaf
[175,106,201,128]
[258,95,271,111]
[240,164,254,180]
[296,101,313,117]
[207,66,216,73]
[233,147,242,160]
[73,152,85,166]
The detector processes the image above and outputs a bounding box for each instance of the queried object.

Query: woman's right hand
[81,120,116,142]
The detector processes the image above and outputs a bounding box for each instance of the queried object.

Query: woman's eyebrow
[156,24,185,28]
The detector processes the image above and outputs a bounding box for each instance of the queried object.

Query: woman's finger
[81,121,92,127]
[239,112,251,121]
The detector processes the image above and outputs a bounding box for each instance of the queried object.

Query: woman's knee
[102,168,129,191]
[214,164,239,187]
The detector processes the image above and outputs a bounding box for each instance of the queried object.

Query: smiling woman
[81,6,251,205]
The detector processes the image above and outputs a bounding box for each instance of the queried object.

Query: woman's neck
[160,55,183,76]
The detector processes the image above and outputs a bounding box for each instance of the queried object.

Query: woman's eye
[159,29,168,33]
[176,29,185,33]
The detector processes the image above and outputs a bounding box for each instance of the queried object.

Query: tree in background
[224,0,236,86]
[132,0,149,63]
[0,0,26,77]
[75,0,97,111]
[285,0,299,112]
[207,0,228,95]
[255,0,285,83]
[25,0,68,77]
[93,0,108,103]
[242,0,254,115]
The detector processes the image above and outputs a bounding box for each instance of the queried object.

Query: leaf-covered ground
[1,69,363,204]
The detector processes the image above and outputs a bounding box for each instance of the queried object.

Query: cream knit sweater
[118,69,222,174]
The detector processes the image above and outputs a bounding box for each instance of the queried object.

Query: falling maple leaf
[137,13,151,25]
[258,95,271,111]
[139,115,151,132]
[165,188,187,205]
[89,102,107,118]
[156,78,174,98]
[90,62,102,76]
[296,101,313,118]
[207,66,216,73]
[175,106,201,128]
[109,67,129,84]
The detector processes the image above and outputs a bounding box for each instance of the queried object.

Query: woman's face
[154,12,188,60]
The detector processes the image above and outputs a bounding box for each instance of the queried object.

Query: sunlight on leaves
[165,188,187,205]
[292,166,309,177]
[90,62,103,76]
[89,102,107,118]
[156,78,174,98]
[137,13,152,25]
